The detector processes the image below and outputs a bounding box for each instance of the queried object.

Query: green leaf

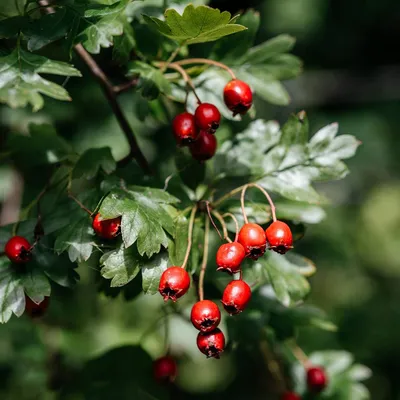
[142,252,168,294]
[100,244,142,287]
[175,147,206,190]
[0,48,81,111]
[99,187,176,257]
[286,305,337,331]
[21,266,51,304]
[73,147,116,180]
[0,16,27,38]
[54,216,94,262]
[263,252,311,306]
[127,61,171,99]
[143,5,246,45]
[112,17,135,64]
[168,214,189,266]
[0,258,25,323]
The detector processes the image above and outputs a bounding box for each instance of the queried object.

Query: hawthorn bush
[0,0,371,399]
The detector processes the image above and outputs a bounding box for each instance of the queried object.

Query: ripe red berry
[191,300,221,332]
[238,223,267,260]
[307,366,328,393]
[216,242,246,274]
[194,103,221,133]
[158,266,190,302]
[172,112,200,145]
[196,328,225,359]
[281,392,301,400]
[25,295,49,318]
[92,213,121,239]
[4,236,32,264]
[189,130,217,161]
[221,280,252,315]
[223,79,253,116]
[265,220,293,254]
[153,355,177,383]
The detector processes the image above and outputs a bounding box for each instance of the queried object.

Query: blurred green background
[1,0,400,399]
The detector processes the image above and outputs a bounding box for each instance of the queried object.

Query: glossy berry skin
[238,223,267,260]
[25,295,49,318]
[158,266,190,302]
[92,213,121,239]
[223,79,253,116]
[194,103,221,133]
[281,392,301,400]
[307,366,328,393]
[189,131,217,161]
[216,242,246,274]
[196,328,225,359]
[191,300,221,332]
[5,236,32,264]
[172,112,199,145]
[266,220,293,254]
[153,355,177,383]
[221,280,252,315]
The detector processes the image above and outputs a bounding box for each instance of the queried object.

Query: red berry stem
[211,211,231,242]
[174,58,236,80]
[68,190,93,215]
[198,217,210,301]
[221,212,240,242]
[240,183,277,224]
[181,205,198,270]
[205,202,223,241]
[156,62,202,105]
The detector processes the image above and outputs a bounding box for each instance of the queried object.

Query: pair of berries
[172,105,219,161]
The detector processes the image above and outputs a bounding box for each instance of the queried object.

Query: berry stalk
[222,212,240,242]
[198,217,210,301]
[174,58,236,80]
[181,204,198,270]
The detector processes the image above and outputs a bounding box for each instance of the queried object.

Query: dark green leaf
[143,5,246,45]
[0,16,27,38]
[142,252,168,294]
[0,48,81,111]
[112,17,135,64]
[175,147,206,190]
[280,111,309,147]
[21,266,51,304]
[168,214,189,266]
[73,147,116,180]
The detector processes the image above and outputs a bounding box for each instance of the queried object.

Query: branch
[74,44,151,174]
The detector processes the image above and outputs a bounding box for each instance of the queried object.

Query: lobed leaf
[73,147,116,180]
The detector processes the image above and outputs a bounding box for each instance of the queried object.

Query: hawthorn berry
[172,112,199,145]
[191,300,221,333]
[216,242,246,274]
[158,266,190,302]
[281,392,301,400]
[223,79,253,116]
[25,295,49,318]
[194,103,221,133]
[189,130,217,161]
[221,280,252,315]
[307,366,328,393]
[4,236,32,264]
[238,223,267,260]
[153,355,177,383]
[265,220,293,254]
[92,213,121,239]
[196,328,225,359]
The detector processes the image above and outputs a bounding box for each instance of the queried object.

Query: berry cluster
[3,236,49,317]
[172,79,253,161]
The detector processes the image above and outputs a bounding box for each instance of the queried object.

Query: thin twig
[222,212,239,242]
[74,44,151,174]
[181,205,198,270]
[289,341,311,369]
[212,185,246,209]
[198,217,210,301]
[211,210,231,243]
[113,78,140,94]
[205,202,222,240]
[175,58,236,80]
[160,43,185,72]
[68,191,92,215]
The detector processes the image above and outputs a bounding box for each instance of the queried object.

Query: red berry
[158,266,190,302]
[196,328,225,359]
[223,79,253,116]
[281,392,301,400]
[92,213,121,239]
[216,242,246,274]
[307,366,328,393]
[194,103,221,133]
[238,223,267,260]
[153,355,177,383]
[191,300,221,332]
[189,131,217,161]
[172,112,200,145]
[25,295,49,318]
[265,220,293,254]
[4,236,31,264]
[221,280,252,315]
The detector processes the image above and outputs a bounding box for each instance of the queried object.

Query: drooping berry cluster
[172,79,253,161]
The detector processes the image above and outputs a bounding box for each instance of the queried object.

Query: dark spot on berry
[162,287,177,298]
[274,245,288,254]
[200,318,216,329]
[18,247,32,262]
[210,122,219,132]
[223,304,239,315]
[248,246,265,260]
[206,346,221,359]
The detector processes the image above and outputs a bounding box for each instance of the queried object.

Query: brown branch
[113,78,140,94]
[74,44,151,174]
